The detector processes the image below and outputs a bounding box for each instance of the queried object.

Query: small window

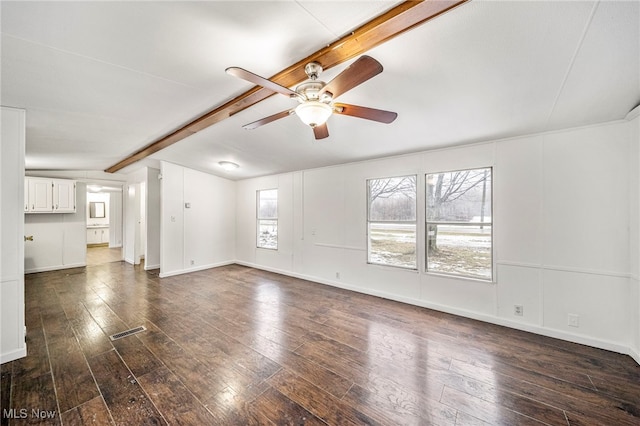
[257,189,277,249]
[426,167,492,280]
[367,175,417,269]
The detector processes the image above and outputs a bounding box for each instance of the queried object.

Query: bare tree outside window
[257,189,277,249]
[426,168,492,280]
[367,175,417,269]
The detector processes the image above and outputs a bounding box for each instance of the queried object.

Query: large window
[367,175,417,269]
[426,168,492,280]
[257,189,277,249]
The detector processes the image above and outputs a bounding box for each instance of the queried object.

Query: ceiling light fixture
[295,101,332,128]
[218,161,239,171]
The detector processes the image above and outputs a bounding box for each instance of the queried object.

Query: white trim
[25,262,86,274]
[158,260,235,278]
[630,347,640,366]
[144,263,160,271]
[234,260,635,360]
[314,243,366,251]
[496,261,630,279]
[1,347,27,364]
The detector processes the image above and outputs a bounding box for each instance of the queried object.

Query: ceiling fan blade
[334,103,397,123]
[320,56,383,99]
[313,123,329,140]
[226,67,298,98]
[243,109,293,130]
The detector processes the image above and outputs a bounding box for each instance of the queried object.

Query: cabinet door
[24,179,29,212]
[87,229,98,244]
[101,228,110,243]
[28,178,53,212]
[53,179,76,212]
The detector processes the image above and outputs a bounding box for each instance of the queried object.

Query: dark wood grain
[5,262,639,425]
[268,369,379,426]
[249,386,326,425]
[61,302,113,358]
[11,321,49,380]
[0,363,11,426]
[136,366,216,425]
[60,396,114,426]
[42,311,100,413]
[10,373,60,425]
[87,349,166,425]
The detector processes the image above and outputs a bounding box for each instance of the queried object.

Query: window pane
[426,168,491,223]
[369,176,416,221]
[426,224,492,280]
[258,219,278,249]
[368,223,416,268]
[258,189,277,219]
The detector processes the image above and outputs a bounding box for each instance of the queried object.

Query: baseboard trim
[235,260,634,360]
[25,262,86,274]
[159,260,235,278]
[144,264,160,271]
[1,347,27,364]
[630,347,640,365]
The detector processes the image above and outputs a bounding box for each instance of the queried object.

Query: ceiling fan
[225,55,398,140]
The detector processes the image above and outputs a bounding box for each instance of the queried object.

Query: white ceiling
[2,1,639,180]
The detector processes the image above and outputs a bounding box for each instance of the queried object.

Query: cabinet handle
[24,235,33,242]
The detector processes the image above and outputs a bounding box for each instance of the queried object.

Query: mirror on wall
[89,201,105,218]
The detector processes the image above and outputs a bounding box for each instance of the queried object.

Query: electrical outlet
[335,272,340,279]
[190,260,195,266]
[514,305,523,316]
[568,313,579,327]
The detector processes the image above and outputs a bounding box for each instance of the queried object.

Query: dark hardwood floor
[1,262,639,425]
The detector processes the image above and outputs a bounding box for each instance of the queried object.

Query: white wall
[24,183,87,273]
[629,110,640,364]
[160,161,236,277]
[109,191,123,248]
[1,107,26,363]
[145,167,161,270]
[236,119,638,358]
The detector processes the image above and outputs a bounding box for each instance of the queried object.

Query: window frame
[425,167,493,282]
[366,174,418,270]
[256,188,278,250]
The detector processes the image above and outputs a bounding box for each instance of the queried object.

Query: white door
[1,107,26,363]
[124,183,141,265]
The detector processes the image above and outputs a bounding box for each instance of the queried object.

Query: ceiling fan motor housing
[296,81,327,102]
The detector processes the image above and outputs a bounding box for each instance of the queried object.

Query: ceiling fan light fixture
[295,101,332,128]
[218,161,239,171]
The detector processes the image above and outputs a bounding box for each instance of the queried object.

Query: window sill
[424,270,495,284]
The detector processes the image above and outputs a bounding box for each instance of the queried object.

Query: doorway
[86,184,124,266]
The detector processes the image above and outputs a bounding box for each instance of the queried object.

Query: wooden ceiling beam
[106,0,468,173]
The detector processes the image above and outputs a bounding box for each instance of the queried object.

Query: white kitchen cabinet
[87,227,109,245]
[24,177,76,213]
[53,179,76,212]
[25,177,53,212]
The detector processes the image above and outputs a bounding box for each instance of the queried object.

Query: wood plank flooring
[1,262,639,425]
[86,246,122,267]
